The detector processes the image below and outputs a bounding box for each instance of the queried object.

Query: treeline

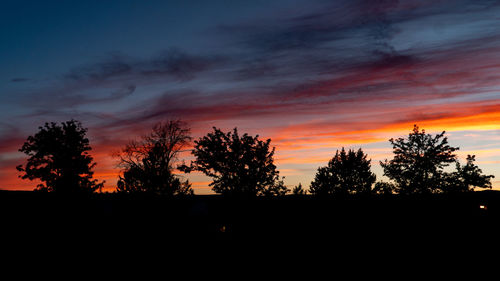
[16,120,495,196]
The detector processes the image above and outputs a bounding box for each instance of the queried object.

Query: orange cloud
[272,101,500,148]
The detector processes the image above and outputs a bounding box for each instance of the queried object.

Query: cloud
[16,0,500,120]
[13,48,230,115]
[139,48,225,80]
[65,49,227,83]
[220,0,500,80]
[65,55,132,82]
[106,84,136,101]
[10,78,30,82]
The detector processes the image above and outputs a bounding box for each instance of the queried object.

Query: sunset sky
[1,0,499,193]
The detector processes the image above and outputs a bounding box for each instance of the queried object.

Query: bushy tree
[182,127,288,196]
[309,148,376,196]
[457,155,494,191]
[16,120,104,193]
[441,155,494,193]
[380,125,458,195]
[116,120,193,196]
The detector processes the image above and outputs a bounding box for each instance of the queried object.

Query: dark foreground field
[2,190,500,266]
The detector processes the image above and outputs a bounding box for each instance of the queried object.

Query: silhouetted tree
[380,125,458,195]
[441,155,494,193]
[182,127,288,196]
[457,155,494,190]
[309,148,376,196]
[292,183,307,195]
[116,120,193,196]
[16,120,104,193]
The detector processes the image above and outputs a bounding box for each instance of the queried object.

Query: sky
[1,0,499,194]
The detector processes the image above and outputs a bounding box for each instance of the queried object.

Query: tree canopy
[182,127,288,196]
[441,155,495,193]
[116,120,193,196]
[310,148,376,196]
[380,125,459,194]
[16,120,104,193]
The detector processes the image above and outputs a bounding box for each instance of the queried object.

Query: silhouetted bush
[292,183,307,195]
[16,120,104,193]
[310,148,376,196]
[372,181,398,195]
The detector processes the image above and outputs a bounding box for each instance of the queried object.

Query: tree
[292,183,308,196]
[457,155,494,191]
[442,155,495,193]
[16,120,104,193]
[116,120,193,196]
[182,127,288,196]
[380,125,458,195]
[309,148,376,196]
